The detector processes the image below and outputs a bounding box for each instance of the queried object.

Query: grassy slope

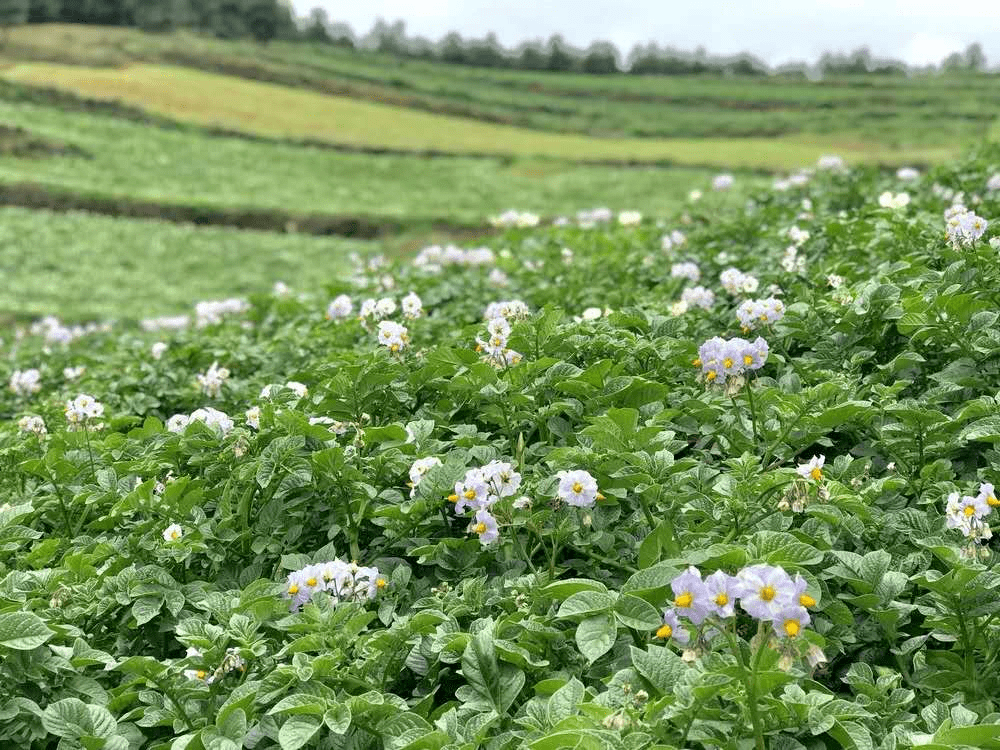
[1,62,960,168]
[3,25,997,148]
[0,206,366,320]
[0,101,731,223]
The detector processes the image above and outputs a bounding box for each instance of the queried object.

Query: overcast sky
[290,0,998,67]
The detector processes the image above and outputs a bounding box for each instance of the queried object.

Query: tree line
[0,0,992,76]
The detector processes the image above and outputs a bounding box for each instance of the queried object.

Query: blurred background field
[0,21,996,322]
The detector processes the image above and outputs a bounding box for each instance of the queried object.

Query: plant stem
[745,376,761,449]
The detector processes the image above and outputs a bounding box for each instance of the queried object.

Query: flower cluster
[945,483,998,545]
[448,461,523,545]
[781,245,806,273]
[476,316,522,367]
[817,154,845,171]
[786,226,810,246]
[556,469,602,507]
[576,207,613,228]
[484,299,530,321]
[661,230,686,252]
[736,297,785,331]
[17,415,46,436]
[719,268,759,295]
[64,394,104,430]
[195,298,248,327]
[401,291,424,319]
[945,205,989,248]
[326,294,353,320]
[260,381,308,400]
[167,407,234,436]
[490,209,540,229]
[712,174,734,191]
[413,244,495,269]
[618,210,642,226]
[987,174,1000,192]
[376,320,409,352]
[796,455,825,483]
[878,191,910,209]
[695,336,769,385]
[63,366,85,381]
[896,167,920,181]
[196,361,230,398]
[9,368,41,397]
[658,564,817,644]
[163,523,183,542]
[671,262,700,281]
[359,297,397,324]
[679,286,715,311]
[151,342,168,360]
[284,559,385,611]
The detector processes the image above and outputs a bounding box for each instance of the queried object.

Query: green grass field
[0,101,735,225]
[0,206,364,320]
[1,62,962,168]
[0,23,994,321]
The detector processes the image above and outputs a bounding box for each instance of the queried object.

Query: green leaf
[630,645,686,696]
[323,702,352,734]
[0,611,54,650]
[461,626,525,715]
[278,716,321,750]
[557,591,617,618]
[575,614,615,664]
[613,595,662,631]
[268,694,327,716]
[547,678,584,726]
[542,579,608,600]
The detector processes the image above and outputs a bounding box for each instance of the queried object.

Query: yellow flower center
[376,578,387,589]
[800,593,816,607]
[743,355,753,365]
[288,584,299,595]
[464,489,477,500]
[989,495,1000,507]
[723,357,734,369]
[964,505,975,517]
[810,467,822,481]
[196,670,206,680]
[390,344,399,352]
[572,482,583,493]
[170,530,179,540]
[655,624,672,639]
[706,371,717,381]
[760,585,775,602]
[675,592,693,608]
[474,522,487,534]
[692,358,701,367]
[447,494,458,502]
[784,620,800,637]
[306,577,317,587]
[714,593,728,606]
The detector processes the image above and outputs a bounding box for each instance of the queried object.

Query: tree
[546,34,574,72]
[303,7,331,43]
[516,41,546,70]
[127,0,189,32]
[965,43,986,71]
[581,41,619,74]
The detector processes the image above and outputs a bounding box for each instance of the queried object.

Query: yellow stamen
[800,593,816,607]
[390,344,399,352]
[572,482,583,493]
[596,492,605,501]
[376,578,387,589]
[743,355,753,365]
[810,468,822,481]
[964,505,975,517]
[760,585,775,602]
[784,620,800,637]
[655,624,672,639]
[196,670,206,680]
[463,489,476,500]
[474,522,487,534]
[714,593,728,606]
[170,531,179,540]
[288,584,299,595]
[306,577,317,587]
[675,592,693,608]
[706,371,717,381]
[692,358,701,367]
[447,494,458,503]
[988,495,1000,507]
[723,357,734,369]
